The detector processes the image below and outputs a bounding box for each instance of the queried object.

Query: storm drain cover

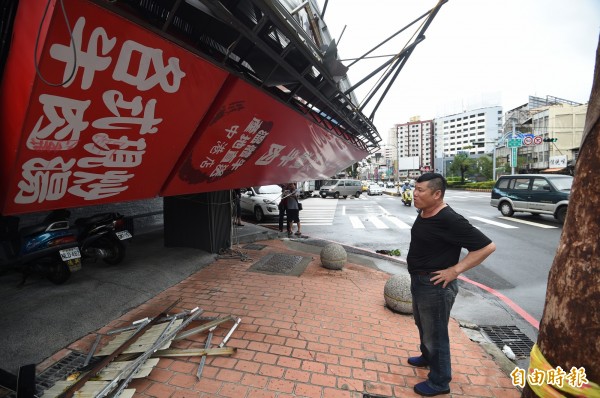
[248,253,310,276]
[480,325,534,359]
[5,351,99,398]
[363,394,392,398]
[242,243,267,250]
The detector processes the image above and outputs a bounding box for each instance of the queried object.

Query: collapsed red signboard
[0,0,227,214]
[162,78,367,196]
[0,0,368,215]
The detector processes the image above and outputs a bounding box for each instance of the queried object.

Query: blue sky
[318,0,600,143]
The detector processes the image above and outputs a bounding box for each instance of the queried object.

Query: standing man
[407,173,495,396]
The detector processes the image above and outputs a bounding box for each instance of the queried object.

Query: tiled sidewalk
[42,239,520,398]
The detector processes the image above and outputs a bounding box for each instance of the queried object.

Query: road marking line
[366,215,388,229]
[459,275,539,330]
[349,216,365,229]
[342,206,346,215]
[470,216,518,229]
[498,216,558,228]
[378,205,390,216]
[385,216,412,229]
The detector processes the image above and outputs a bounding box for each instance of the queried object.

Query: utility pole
[511,119,516,175]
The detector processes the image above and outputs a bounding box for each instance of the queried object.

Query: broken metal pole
[196,327,215,380]
[173,315,235,341]
[83,334,102,367]
[219,317,241,348]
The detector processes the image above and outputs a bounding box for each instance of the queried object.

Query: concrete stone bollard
[384,274,413,314]
[320,243,347,270]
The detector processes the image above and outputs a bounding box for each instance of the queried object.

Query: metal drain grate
[480,325,534,359]
[4,351,99,398]
[363,394,392,398]
[248,253,310,276]
[242,243,267,250]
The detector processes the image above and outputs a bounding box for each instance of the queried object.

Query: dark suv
[490,174,573,223]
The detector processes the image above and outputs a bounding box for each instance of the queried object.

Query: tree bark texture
[522,35,600,397]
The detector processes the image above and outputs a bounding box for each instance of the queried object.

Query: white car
[240,185,282,222]
[367,184,383,196]
[386,181,395,188]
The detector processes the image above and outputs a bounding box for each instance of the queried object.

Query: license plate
[60,247,81,261]
[116,230,132,240]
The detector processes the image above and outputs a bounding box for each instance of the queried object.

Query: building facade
[497,96,585,175]
[434,106,503,158]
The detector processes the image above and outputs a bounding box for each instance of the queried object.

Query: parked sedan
[367,184,383,196]
[240,185,282,222]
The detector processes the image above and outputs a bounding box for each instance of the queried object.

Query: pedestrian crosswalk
[261,197,560,230]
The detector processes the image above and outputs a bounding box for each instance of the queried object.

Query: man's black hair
[416,173,447,196]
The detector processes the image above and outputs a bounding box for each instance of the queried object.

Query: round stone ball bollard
[320,243,347,270]
[384,274,413,314]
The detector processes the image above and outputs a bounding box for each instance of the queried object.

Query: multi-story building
[527,104,587,172]
[434,106,503,157]
[497,96,585,175]
[431,106,503,177]
[390,117,434,179]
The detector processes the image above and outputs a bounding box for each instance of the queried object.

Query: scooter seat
[19,220,69,237]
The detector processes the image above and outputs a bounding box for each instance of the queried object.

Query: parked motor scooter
[401,189,413,206]
[0,215,82,284]
[48,210,132,265]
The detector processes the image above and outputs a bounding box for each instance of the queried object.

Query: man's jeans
[411,274,458,391]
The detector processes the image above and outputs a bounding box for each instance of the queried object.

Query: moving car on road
[367,184,383,196]
[490,174,572,223]
[319,179,362,199]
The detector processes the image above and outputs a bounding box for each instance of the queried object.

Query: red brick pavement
[43,239,521,398]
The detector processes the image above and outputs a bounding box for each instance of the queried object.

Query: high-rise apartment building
[434,106,503,160]
[391,117,434,178]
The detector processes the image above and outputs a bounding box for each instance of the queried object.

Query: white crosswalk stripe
[470,216,518,229]
[366,214,389,229]
[349,216,365,229]
[498,216,558,229]
[384,216,412,229]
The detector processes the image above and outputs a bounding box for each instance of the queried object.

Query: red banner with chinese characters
[162,77,367,196]
[0,0,227,215]
[0,0,368,215]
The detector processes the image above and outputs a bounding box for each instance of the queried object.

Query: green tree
[472,155,492,180]
[449,153,472,183]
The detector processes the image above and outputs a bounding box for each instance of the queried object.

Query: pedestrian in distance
[233,188,243,226]
[278,184,288,233]
[285,183,302,236]
[407,173,496,397]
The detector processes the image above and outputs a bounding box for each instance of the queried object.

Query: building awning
[541,168,565,173]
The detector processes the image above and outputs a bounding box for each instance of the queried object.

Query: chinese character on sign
[27,94,91,151]
[549,156,567,168]
[15,157,76,204]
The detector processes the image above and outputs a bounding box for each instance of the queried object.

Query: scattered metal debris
[37,300,240,398]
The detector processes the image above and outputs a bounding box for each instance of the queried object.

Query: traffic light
[506,155,510,162]
[543,138,558,142]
